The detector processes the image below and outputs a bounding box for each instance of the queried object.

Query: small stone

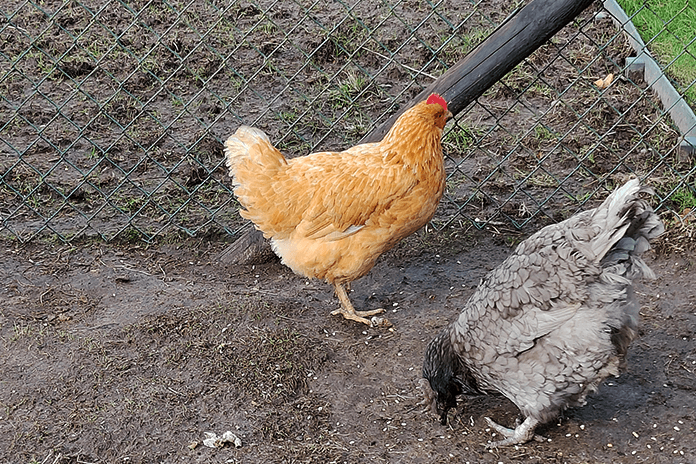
[370,316,392,328]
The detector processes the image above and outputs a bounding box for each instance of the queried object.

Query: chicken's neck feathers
[380,114,444,168]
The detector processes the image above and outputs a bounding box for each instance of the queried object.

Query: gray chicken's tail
[592,178,664,280]
[589,179,664,361]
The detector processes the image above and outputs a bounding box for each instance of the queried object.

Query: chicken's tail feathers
[594,178,664,280]
[587,180,663,360]
[224,126,287,181]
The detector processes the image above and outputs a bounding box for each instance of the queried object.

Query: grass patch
[670,183,696,212]
[443,123,484,154]
[617,0,696,106]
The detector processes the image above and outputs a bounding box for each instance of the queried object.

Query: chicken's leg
[484,416,544,447]
[330,283,384,325]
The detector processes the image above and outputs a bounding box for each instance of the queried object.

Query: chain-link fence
[1,0,695,243]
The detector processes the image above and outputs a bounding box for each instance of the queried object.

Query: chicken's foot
[484,416,544,447]
[331,283,384,326]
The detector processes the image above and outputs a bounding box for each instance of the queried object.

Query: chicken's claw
[330,306,385,326]
[484,416,544,447]
[332,282,391,326]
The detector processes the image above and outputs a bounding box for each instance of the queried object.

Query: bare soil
[1,228,695,464]
[2,1,696,463]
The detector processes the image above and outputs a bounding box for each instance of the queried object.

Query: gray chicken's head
[422,330,463,425]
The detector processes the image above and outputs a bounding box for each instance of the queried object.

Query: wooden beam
[361,0,595,143]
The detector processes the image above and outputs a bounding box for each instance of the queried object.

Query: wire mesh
[1,0,695,244]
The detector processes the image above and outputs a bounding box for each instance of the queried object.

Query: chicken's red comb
[426,93,448,111]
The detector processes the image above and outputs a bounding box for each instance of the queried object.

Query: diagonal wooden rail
[220,0,596,264]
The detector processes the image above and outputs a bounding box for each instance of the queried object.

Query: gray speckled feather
[422,179,664,444]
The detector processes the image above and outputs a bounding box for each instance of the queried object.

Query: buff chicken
[225,94,451,326]
[422,179,663,446]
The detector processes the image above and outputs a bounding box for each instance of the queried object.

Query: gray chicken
[422,179,664,446]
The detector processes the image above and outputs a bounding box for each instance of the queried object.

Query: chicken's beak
[446,111,453,120]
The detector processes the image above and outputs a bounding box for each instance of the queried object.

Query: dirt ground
[2,1,696,463]
[1,226,695,464]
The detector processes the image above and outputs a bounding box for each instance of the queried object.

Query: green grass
[670,184,696,212]
[328,70,370,108]
[534,124,556,141]
[617,0,696,106]
[443,124,484,153]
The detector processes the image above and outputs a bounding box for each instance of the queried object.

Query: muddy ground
[1,226,695,464]
[2,0,696,462]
